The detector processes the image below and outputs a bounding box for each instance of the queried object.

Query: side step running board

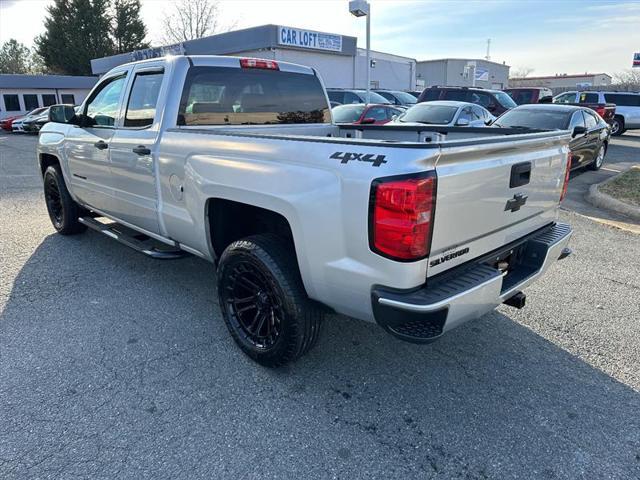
[78,216,187,260]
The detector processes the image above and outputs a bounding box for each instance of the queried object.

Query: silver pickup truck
[38,55,573,366]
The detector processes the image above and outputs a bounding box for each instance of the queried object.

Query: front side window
[578,92,599,103]
[331,105,365,123]
[584,111,598,129]
[420,89,441,102]
[457,107,475,122]
[61,94,75,104]
[493,92,517,109]
[471,106,486,121]
[569,111,586,129]
[179,66,330,126]
[23,94,39,111]
[3,94,20,111]
[366,106,387,121]
[554,92,576,104]
[343,91,362,104]
[85,75,127,127]
[443,90,468,101]
[42,94,57,106]
[124,70,164,127]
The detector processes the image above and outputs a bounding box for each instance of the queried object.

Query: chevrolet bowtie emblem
[505,193,528,212]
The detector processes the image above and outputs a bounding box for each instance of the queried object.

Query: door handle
[94,140,108,150]
[132,146,151,155]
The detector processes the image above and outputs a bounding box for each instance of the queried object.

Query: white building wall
[273,49,355,88]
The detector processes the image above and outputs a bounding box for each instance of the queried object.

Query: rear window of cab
[178,66,331,126]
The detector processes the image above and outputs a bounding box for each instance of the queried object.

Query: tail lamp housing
[560,152,572,201]
[239,58,279,70]
[369,172,437,261]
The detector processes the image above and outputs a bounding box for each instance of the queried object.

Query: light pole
[349,0,370,105]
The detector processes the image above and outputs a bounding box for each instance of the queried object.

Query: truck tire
[610,116,625,136]
[43,165,87,235]
[217,234,323,367]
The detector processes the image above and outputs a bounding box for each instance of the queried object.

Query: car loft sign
[633,52,640,68]
[277,26,342,53]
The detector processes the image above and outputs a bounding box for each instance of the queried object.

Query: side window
[457,107,474,122]
[85,75,127,127]
[555,92,575,104]
[366,106,387,121]
[443,90,468,101]
[42,94,57,106]
[420,89,441,101]
[386,107,402,119]
[327,91,343,103]
[569,111,586,129]
[579,92,599,103]
[584,111,598,129]
[124,70,164,127]
[470,92,493,108]
[344,91,361,104]
[604,94,640,107]
[471,105,485,120]
[3,94,21,111]
[23,94,39,111]
[61,94,75,104]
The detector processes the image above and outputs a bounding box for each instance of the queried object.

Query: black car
[417,86,517,116]
[492,104,610,171]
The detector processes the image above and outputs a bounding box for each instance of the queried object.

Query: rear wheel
[217,234,323,367]
[589,144,606,171]
[43,165,87,235]
[610,117,625,136]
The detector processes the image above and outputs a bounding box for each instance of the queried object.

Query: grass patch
[600,167,640,207]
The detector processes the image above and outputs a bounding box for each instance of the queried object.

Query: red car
[0,115,21,132]
[331,103,404,125]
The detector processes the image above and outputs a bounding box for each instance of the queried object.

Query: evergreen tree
[0,39,31,74]
[112,0,149,54]
[36,0,115,75]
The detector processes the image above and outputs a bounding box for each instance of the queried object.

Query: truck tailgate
[428,134,570,277]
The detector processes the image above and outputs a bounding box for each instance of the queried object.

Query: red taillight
[370,173,437,261]
[560,152,572,201]
[239,58,279,70]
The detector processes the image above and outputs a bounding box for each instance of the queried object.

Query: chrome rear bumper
[372,222,573,343]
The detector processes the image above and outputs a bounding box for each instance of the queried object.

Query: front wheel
[217,234,324,367]
[43,165,87,235]
[589,144,606,171]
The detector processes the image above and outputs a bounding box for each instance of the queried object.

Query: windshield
[28,107,47,116]
[494,109,571,130]
[332,105,366,123]
[399,104,458,124]
[390,91,417,104]
[494,91,518,109]
[355,91,392,104]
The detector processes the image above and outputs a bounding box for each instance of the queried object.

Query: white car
[11,107,49,133]
[390,101,495,127]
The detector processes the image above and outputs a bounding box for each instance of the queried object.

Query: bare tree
[612,69,640,89]
[509,66,535,79]
[161,0,237,44]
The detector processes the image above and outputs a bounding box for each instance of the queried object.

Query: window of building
[61,94,75,104]
[42,94,57,106]
[3,94,20,111]
[23,94,39,111]
[124,70,164,127]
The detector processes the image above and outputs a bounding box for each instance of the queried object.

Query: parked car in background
[553,91,616,129]
[1,115,22,131]
[504,87,553,105]
[23,107,50,133]
[390,101,494,127]
[407,91,423,98]
[373,89,417,106]
[332,103,404,124]
[493,104,610,170]
[417,86,517,116]
[11,107,49,133]
[326,88,392,105]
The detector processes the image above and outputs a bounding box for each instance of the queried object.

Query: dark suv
[417,86,517,115]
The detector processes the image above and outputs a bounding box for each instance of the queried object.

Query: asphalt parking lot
[1,131,639,479]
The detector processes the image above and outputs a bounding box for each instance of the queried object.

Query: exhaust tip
[504,291,526,309]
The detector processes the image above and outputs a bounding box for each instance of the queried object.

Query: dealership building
[91,24,417,91]
[416,58,510,90]
[509,73,613,91]
[0,74,97,120]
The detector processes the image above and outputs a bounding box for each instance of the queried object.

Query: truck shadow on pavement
[1,231,639,479]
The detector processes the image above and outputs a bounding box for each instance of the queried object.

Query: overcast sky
[0,0,638,76]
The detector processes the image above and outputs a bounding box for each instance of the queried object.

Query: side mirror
[572,125,587,137]
[49,104,78,125]
[456,118,470,126]
[360,117,376,124]
[485,119,493,126]
[391,114,398,121]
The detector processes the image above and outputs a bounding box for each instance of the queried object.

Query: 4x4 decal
[330,151,387,167]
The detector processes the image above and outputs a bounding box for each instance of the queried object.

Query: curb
[586,169,640,222]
